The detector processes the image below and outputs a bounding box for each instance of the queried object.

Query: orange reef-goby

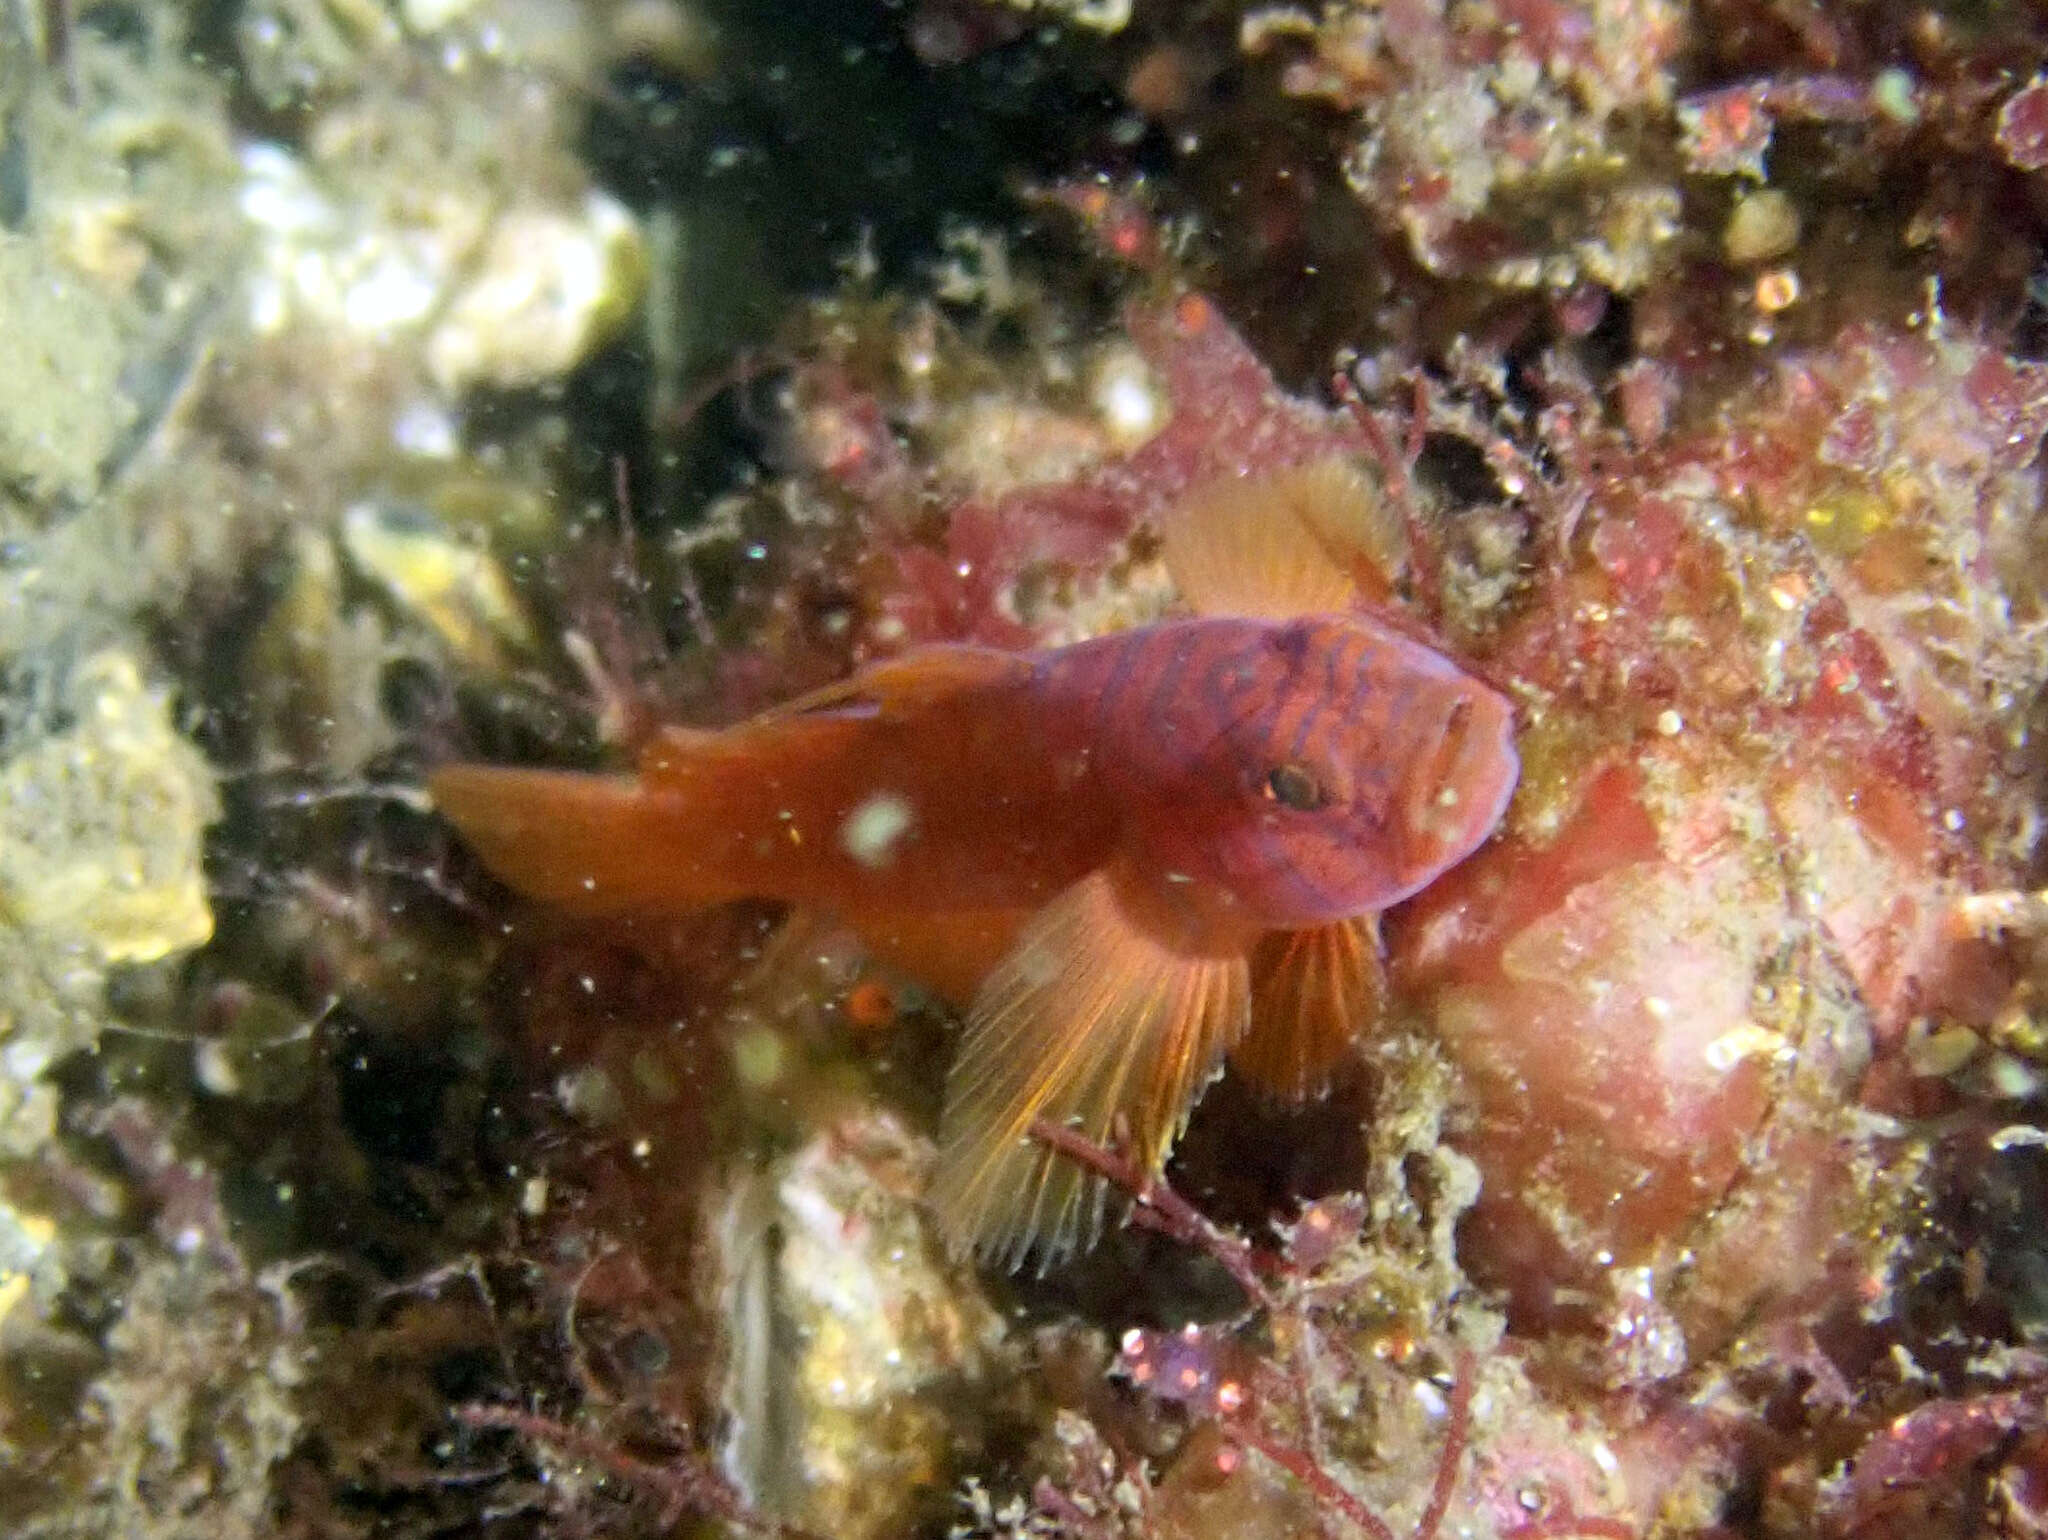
[430,458,1518,1270]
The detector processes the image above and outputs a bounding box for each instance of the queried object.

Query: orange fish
[430,459,1519,1269]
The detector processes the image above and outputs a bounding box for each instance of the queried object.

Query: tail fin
[429,763,739,912]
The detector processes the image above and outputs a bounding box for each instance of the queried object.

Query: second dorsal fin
[1160,457,1406,620]
[634,645,1034,790]
[765,645,1033,722]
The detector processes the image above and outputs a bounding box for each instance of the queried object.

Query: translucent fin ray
[1233,915,1384,1102]
[929,864,1251,1271]
[1160,458,1405,621]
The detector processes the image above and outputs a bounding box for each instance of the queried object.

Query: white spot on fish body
[841,792,916,868]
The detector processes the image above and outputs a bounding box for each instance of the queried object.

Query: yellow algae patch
[0,1208,55,1327]
[0,651,217,963]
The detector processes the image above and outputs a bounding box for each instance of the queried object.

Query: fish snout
[1398,686,1519,878]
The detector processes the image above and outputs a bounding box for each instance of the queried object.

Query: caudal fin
[429,763,737,912]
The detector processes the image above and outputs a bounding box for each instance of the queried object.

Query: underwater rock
[237,33,636,410]
[0,651,215,1160]
[0,235,135,503]
[77,1255,305,1540]
[713,1108,1012,1540]
[1386,318,2048,1338]
[425,192,646,394]
[1247,0,1685,290]
[1403,755,1792,1314]
[0,651,217,965]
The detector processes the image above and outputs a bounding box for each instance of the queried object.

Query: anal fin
[929,860,1251,1271]
[848,905,1032,1010]
[1233,915,1385,1102]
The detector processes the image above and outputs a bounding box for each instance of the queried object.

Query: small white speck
[1656,709,1683,736]
[392,400,459,458]
[841,792,916,869]
[1411,1379,1448,1419]
[1092,350,1164,446]
[1942,808,1965,832]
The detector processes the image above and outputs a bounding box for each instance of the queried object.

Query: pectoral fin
[929,862,1252,1271]
[1161,458,1406,620]
[1233,916,1385,1101]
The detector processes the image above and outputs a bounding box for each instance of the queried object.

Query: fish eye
[1264,761,1328,812]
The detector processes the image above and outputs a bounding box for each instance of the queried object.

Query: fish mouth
[1400,689,1520,876]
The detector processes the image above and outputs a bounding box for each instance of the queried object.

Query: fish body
[431,460,1520,1268]
[436,645,1105,920]
[1038,615,1517,930]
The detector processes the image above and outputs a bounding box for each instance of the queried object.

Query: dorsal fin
[1233,916,1385,1102]
[765,645,1032,721]
[928,856,1252,1271]
[1160,458,1406,620]
[635,645,1032,789]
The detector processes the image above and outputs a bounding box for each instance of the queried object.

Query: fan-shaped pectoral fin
[928,860,1252,1272]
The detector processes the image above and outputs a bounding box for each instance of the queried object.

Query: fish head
[1136,617,1519,929]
